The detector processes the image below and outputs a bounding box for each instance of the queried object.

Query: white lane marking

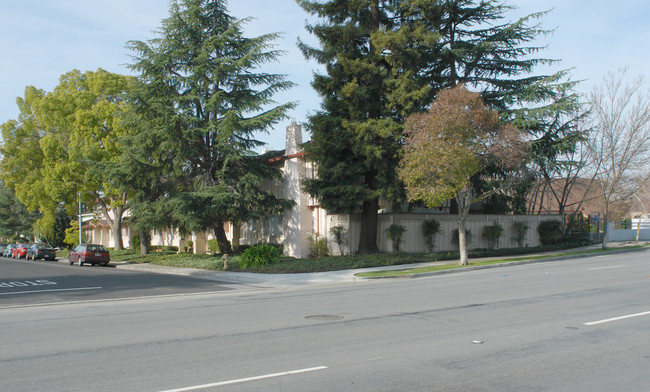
[584,311,650,326]
[159,366,328,392]
[0,287,102,296]
[588,265,627,271]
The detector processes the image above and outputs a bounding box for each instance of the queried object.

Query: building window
[247,219,257,233]
[268,216,282,237]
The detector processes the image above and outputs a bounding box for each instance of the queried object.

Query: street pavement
[4,244,650,391]
[62,241,650,288]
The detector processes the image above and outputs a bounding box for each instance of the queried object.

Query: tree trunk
[458,218,468,266]
[94,192,126,251]
[601,208,609,250]
[214,220,232,254]
[139,229,149,255]
[108,211,124,250]
[357,197,379,254]
[456,184,473,266]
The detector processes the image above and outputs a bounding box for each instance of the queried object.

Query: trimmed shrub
[385,223,407,252]
[185,240,194,254]
[482,223,504,249]
[538,220,563,245]
[307,234,328,258]
[131,234,141,251]
[240,244,281,269]
[150,245,178,252]
[512,221,529,247]
[207,239,220,254]
[421,219,441,252]
[330,225,347,255]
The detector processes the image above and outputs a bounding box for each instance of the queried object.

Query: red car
[12,243,30,259]
[68,244,110,266]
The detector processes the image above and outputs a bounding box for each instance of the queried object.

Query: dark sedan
[26,243,57,261]
[69,244,110,266]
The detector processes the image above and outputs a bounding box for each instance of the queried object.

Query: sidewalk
[67,241,650,289]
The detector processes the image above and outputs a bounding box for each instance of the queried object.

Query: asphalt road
[1,250,649,391]
[0,256,234,307]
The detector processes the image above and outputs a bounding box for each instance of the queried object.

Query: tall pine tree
[410,0,582,214]
[127,0,295,253]
[298,0,580,253]
[297,0,434,254]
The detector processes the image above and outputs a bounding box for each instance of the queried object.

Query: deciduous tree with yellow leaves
[399,85,527,265]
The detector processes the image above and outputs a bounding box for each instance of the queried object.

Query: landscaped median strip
[355,246,648,279]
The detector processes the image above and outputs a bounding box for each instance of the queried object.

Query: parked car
[12,243,31,259]
[69,244,110,266]
[26,243,57,261]
[3,244,17,257]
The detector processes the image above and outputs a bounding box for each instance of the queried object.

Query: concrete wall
[326,213,564,255]
[607,222,650,241]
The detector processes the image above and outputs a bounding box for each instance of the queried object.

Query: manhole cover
[305,315,344,321]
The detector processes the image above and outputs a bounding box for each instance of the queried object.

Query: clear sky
[1,0,648,151]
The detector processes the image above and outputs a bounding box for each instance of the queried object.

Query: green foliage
[329,225,347,255]
[240,244,281,269]
[63,220,88,247]
[307,234,329,258]
[421,219,441,252]
[50,205,71,247]
[126,0,295,254]
[482,223,504,249]
[399,86,521,209]
[512,221,529,247]
[113,249,232,270]
[0,69,134,250]
[385,223,407,252]
[185,240,194,254]
[537,220,564,245]
[478,173,536,215]
[298,0,437,253]
[565,213,591,241]
[117,239,593,274]
[298,0,576,255]
[0,180,38,240]
[207,239,220,254]
[98,240,600,273]
[131,234,141,251]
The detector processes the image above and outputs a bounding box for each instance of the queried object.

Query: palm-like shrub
[240,244,281,269]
